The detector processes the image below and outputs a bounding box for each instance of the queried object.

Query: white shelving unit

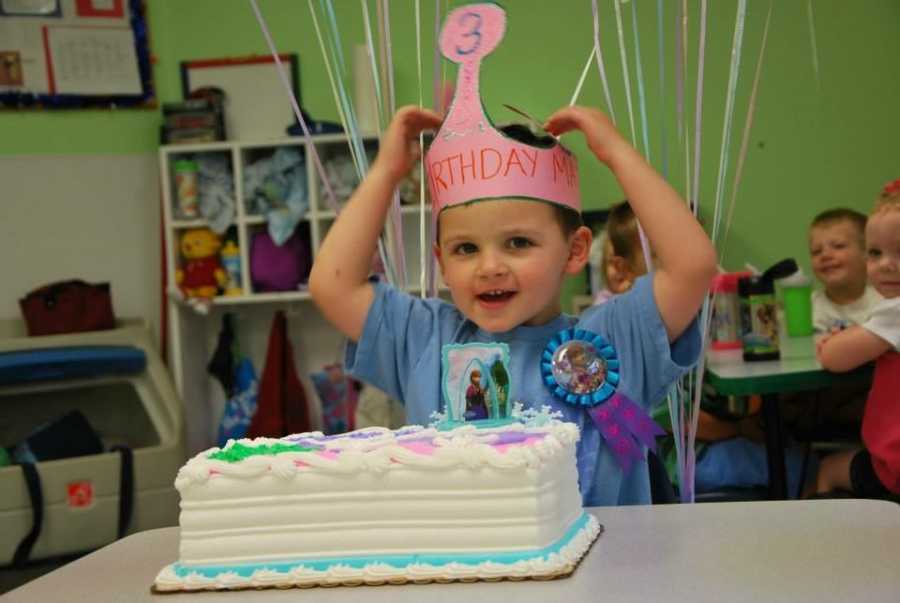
[158,134,437,454]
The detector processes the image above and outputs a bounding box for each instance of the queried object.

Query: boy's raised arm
[545,106,718,342]
[309,106,443,341]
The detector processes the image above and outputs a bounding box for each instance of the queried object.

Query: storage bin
[0,319,184,565]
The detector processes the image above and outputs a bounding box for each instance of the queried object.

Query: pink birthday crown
[425,3,580,216]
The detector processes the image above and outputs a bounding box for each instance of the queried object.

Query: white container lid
[776,269,811,287]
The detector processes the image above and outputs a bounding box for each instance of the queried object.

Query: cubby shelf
[158,134,437,453]
[159,134,433,304]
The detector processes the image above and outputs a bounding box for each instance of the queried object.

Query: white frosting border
[154,514,601,591]
[176,421,580,491]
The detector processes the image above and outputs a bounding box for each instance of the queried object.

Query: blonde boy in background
[815,182,900,501]
[809,208,883,333]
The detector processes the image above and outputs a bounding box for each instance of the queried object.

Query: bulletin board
[0,0,154,109]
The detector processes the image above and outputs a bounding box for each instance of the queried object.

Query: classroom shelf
[158,134,437,453]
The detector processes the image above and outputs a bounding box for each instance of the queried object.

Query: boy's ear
[564,226,593,275]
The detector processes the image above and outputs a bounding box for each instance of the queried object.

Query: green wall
[3,0,899,304]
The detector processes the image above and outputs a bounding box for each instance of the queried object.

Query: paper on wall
[44,25,141,95]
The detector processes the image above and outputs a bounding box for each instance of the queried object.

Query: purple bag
[250,228,311,292]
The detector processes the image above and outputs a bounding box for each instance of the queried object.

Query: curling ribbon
[378,0,409,290]
[247,0,340,214]
[630,0,651,163]
[720,0,774,267]
[590,0,617,124]
[690,0,708,216]
[656,0,668,179]
[309,0,398,286]
[612,0,636,144]
[711,0,748,245]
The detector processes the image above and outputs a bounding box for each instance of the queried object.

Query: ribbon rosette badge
[542,328,664,471]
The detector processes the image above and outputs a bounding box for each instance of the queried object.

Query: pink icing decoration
[426,3,580,216]
[493,435,547,454]
[401,441,436,456]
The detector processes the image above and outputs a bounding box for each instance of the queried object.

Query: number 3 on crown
[439,3,506,64]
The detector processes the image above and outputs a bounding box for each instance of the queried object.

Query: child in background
[309,100,716,506]
[809,208,883,333]
[784,208,881,441]
[815,183,900,501]
[599,201,648,297]
[593,204,816,497]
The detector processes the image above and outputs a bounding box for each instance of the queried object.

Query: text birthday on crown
[428,145,578,201]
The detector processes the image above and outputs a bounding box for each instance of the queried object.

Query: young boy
[809,208,883,333]
[310,4,716,507]
[815,187,900,500]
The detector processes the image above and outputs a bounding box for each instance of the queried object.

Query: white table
[706,336,871,499]
[3,500,898,603]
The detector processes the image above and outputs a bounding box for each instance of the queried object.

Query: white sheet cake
[154,419,601,591]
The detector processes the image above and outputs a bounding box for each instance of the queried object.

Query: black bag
[10,411,133,568]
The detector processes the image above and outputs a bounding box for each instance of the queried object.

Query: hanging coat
[246,311,312,438]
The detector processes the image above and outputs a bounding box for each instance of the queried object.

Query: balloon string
[656,0,668,179]
[720,0,774,267]
[360,0,386,132]
[806,0,821,92]
[711,0,748,245]
[379,0,408,290]
[569,46,595,107]
[612,0,637,143]
[590,0,617,124]
[415,0,428,299]
[247,0,339,215]
[689,0,708,216]
[630,0,651,163]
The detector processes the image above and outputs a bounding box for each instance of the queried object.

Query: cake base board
[153,514,602,593]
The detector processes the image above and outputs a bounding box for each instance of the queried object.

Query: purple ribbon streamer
[588,393,665,473]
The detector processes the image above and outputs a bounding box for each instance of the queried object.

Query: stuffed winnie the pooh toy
[176,228,227,298]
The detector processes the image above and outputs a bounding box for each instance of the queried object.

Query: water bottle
[710,272,751,350]
[777,270,813,337]
[738,275,780,361]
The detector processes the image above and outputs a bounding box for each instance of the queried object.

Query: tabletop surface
[704,335,872,395]
[4,499,899,603]
[706,335,818,379]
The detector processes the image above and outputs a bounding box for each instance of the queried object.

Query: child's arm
[309,106,443,341]
[697,410,738,441]
[816,325,891,372]
[545,106,717,342]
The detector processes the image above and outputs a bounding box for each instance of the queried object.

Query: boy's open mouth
[477,289,516,304]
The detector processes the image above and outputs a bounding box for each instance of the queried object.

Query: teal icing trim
[435,417,518,431]
[175,512,591,579]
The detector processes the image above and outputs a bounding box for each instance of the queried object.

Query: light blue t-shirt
[345,274,701,506]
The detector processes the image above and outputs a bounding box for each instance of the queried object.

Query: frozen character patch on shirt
[441,342,512,423]
[542,328,664,471]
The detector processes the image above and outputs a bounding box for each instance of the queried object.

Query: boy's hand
[544,106,631,166]
[372,106,443,182]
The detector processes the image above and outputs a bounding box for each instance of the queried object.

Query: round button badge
[541,328,620,406]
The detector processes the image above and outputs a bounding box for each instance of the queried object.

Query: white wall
[0,154,162,345]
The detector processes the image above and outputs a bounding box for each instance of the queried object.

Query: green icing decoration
[208,442,317,463]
